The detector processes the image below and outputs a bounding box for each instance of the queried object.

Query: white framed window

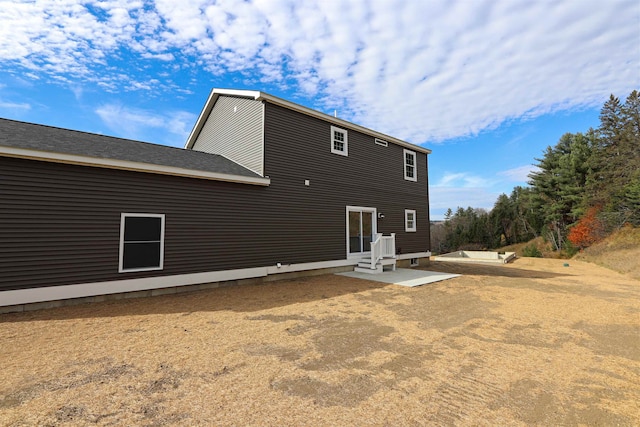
[331,126,348,156]
[375,138,388,147]
[405,209,417,232]
[119,213,165,273]
[404,149,417,181]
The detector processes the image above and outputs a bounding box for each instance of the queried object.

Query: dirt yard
[1,258,639,426]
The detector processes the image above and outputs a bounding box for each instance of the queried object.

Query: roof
[0,118,270,186]
[185,88,432,155]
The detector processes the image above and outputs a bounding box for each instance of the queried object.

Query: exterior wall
[263,102,430,258]
[0,156,268,292]
[191,96,264,175]
[0,105,429,296]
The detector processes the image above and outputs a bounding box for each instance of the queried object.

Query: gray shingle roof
[0,118,262,179]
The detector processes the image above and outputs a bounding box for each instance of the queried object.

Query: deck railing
[369,233,396,269]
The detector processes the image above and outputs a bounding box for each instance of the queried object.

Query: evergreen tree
[528,132,592,250]
[587,90,640,227]
[439,90,639,253]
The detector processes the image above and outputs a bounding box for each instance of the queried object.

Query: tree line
[432,90,640,255]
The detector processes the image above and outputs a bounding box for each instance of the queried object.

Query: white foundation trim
[396,252,431,260]
[265,259,356,274]
[0,259,363,307]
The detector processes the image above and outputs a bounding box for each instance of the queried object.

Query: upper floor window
[404,149,417,181]
[331,126,348,156]
[119,213,165,273]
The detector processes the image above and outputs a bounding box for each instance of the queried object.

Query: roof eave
[257,91,432,154]
[0,145,271,186]
[186,88,431,155]
[184,88,263,150]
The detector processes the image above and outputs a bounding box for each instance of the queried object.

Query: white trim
[0,259,363,307]
[260,101,266,178]
[375,138,388,147]
[0,146,271,186]
[330,125,348,156]
[403,149,417,182]
[405,209,417,232]
[396,252,431,260]
[185,89,431,154]
[119,213,165,273]
[346,206,377,257]
[184,89,262,149]
[266,259,356,274]
[0,267,268,307]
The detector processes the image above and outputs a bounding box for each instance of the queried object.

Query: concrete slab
[434,250,516,264]
[337,268,460,288]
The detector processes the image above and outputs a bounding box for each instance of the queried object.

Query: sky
[0,0,638,220]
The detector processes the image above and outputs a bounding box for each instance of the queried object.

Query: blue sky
[0,0,638,220]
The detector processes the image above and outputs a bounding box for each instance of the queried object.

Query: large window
[119,213,165,273]
[404,149,417,181]
[331,126,348,156]
[405,209,417,232]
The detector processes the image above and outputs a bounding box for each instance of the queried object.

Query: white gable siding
[191,96,264,176]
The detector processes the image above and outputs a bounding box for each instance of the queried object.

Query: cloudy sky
[0,0,638,219]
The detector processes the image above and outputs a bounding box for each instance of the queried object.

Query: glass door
[347,207,376,256]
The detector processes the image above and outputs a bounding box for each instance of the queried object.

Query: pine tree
[586,90,640,227]
[529,133,592,250]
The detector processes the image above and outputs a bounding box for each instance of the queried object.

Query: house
[0,88,431,311]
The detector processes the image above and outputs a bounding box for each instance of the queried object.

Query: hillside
[573,226,640,280]
[498,226,640,280]
[498,237,560,258]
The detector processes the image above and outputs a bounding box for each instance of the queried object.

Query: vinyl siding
[263,102,430,258]
[0,104,429,292]
[191,95,264,176]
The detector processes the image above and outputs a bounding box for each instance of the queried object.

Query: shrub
[522,244,542,258]
[568,206,605,249]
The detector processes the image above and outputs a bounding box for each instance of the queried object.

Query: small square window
[331,126,348,156]
[405,209,417,232]
[119,213,165,273]
[404,149,417,181]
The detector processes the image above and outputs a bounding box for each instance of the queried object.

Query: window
[404,149,417,181]
[331,126,348,156]
[405,209,417,232]
[119,213,165,273]
[375,138,388,147]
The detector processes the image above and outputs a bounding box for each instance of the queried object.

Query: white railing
[369,233,396,269]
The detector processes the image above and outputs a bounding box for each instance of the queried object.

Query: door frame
[346,205,377,258]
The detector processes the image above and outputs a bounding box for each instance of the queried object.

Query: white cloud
[0,0,638,144]
[0,100,31,110]
[435,172,494,189]
[95,103,196,145]
[497,165,541,183]
[429,186,500,220]
[429,171,500,220]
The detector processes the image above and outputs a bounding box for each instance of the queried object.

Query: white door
[346,206,377,256]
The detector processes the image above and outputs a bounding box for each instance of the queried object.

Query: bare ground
[1,258,639,426]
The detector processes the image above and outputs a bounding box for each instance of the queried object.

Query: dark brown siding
[1,157,276,291]
[263,102,430,259]
[0,106,429,292]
